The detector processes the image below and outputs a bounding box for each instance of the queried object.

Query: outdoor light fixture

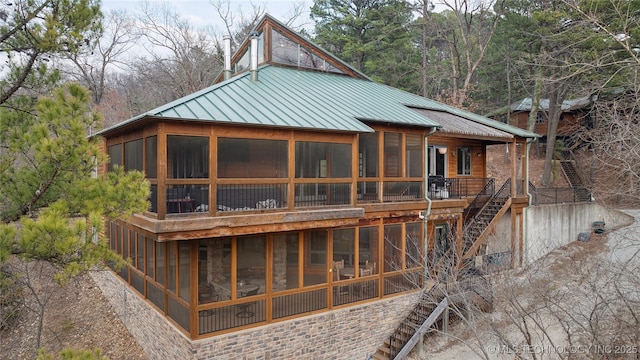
[437,147,447,155]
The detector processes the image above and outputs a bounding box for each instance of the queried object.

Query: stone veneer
[92,269,418,359]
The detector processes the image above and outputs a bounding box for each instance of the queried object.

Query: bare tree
[417,221,640,360]
[210,0,265,50]
[62,10,140,106]
[436,0,503,109]
[134,1,221,100]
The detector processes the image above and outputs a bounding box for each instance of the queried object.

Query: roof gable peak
[215,14,370,84]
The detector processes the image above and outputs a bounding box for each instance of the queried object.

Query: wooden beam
[511,141,517,198]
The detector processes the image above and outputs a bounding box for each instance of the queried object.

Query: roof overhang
[413,108,516,142]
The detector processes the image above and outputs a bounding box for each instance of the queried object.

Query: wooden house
[95,15,538,341]
[487,96,593,139]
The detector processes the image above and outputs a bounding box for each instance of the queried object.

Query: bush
[0,266,22,330]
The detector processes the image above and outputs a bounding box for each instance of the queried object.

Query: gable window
[271,29,343,74]
[457,147,472,176]
[234,32,264,74]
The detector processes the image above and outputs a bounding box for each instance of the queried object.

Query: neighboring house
[94,15,538,358]
[487,96,594,139]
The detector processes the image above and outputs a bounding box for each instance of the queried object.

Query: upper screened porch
[104,122,531,227]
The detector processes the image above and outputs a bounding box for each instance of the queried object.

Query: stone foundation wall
[92,270,417,359]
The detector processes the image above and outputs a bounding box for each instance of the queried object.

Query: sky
[101,0,314,31]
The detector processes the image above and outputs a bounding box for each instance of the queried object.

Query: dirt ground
[0,268,148,360]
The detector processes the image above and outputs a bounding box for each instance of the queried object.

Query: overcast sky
[101,0,313,31]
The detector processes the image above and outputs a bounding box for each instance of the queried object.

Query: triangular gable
[215,14,369,83]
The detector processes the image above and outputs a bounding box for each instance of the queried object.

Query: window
[233,32,263,73]
[167,135,209,178]
[272,233,299,291]
[218,138,287,178]
[178,242,190,302]
[196,238,231,302]
[136,235,144,271]
[384,133,402,177]
[434,223,451,263]
[168,243,176,293]
[124,139,143,171]
[406,134,423,177]
[108,144,122,171]
[304,230,327,286]
[156,242,165,285]
[384,224,402,272]
[295,141,351,178]
[457,147,472,176]
[271,29,343,73]
[333,228,355,266]
[359,226,379,275]
[146,238,154,278]
[405,223,422,268]
[237,236,266,295]
[146,136,157,178]
[358,133,378,177]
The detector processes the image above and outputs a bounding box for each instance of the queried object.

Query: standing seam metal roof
[96,65,538,139]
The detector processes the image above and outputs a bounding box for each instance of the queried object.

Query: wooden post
[510,141,517,198]
[443,304,450,334]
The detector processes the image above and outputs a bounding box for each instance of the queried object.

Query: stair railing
[388,286,444,359]
[462,178,495,225]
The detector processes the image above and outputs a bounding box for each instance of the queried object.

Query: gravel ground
[0,266,148,360]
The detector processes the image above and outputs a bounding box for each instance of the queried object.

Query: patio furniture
[235,286,259,318]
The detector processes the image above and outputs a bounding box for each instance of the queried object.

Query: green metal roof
[97,65,538,139]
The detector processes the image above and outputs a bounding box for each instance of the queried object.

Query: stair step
[371,352,390,360]
[378,345,391,355]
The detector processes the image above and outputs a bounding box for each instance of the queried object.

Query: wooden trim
[264,22,272,63]
[288,132,295,211]
[189,240,197,339]
[510,141,517,197]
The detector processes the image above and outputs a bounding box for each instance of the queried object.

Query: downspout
[523,137,535,266]
[422,127,437,294]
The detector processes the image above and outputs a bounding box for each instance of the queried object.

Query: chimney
[223,35,232,80]
[250,31,259,82]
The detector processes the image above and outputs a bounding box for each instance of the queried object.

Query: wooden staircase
[371,182,508,360]
[559,160,591,202]
[370,274,494,360]
[371,284,446,360]
[461,180,512,260]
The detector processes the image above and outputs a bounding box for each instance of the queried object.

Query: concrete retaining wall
[524,202,633,264]
[91,270,417,360]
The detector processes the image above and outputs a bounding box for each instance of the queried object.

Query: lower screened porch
[105,218,448,339]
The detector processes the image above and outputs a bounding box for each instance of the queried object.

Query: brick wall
[92,270,417,359]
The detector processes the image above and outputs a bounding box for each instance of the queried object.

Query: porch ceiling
[413,108,514,141]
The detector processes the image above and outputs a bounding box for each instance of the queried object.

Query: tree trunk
[542,81,566,186]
